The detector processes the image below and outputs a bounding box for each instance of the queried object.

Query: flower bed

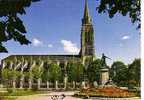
[74,87,137,98]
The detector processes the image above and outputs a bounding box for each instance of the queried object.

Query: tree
[128,59,140,87]
[41,65,49,82]
[1,68,21,89]
[67,62,84,89]
[67,62,84,82]
[84,57,94,67]
[2,69,13,92]
[31,65,43,81]
[87,59,101,86]
[110,61,128,86]
[97,0,140,29]
[0,0,40,53]
[48,63,62,82]
[2,69,11,84]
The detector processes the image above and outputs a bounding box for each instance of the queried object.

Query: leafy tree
[67,62,84,82]
[110,61,128,86]
[0,0,40,53]
[48,63,62,82]
[128,59,140,87]
[2,68,11,82]
[59,63,66,82]
[12,69,22,78]
[31,65,43,80]
[97,0,140,29]
[24,71,31,78]
[41,64,49,82]
[1,69,12,91]
[84,57,94,73]
[87,59,101,86]
[67,63,77,82]
[1,68,21,88]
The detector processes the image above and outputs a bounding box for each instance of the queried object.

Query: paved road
[16,91,140,100]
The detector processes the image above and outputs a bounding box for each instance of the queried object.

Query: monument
[100,53,110,85]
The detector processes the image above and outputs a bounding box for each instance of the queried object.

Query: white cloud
[61,40,80,54]
[48,44,53,48]
[121,35,130,40]
[32,38,43,47]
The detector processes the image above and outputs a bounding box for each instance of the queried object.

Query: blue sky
[0,0,140,65]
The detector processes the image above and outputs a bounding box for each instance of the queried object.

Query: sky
[0,0,140,65]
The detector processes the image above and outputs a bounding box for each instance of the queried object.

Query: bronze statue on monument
[101,53,111,68]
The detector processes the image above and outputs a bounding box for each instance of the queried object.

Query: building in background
[1,0,96,89]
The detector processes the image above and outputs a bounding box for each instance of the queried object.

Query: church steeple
[84,0,90,19]
[82,0,91,24]
[80,0,95,57]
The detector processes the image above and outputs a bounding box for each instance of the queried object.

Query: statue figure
[101,53,111,67]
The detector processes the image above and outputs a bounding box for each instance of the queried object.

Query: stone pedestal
[100,68,109,85]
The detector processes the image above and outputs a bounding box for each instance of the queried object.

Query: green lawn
[2,96,17,100]
[0,89,48,100]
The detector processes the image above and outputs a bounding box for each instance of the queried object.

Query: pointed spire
[84,0,90,19]
[82,0,91,24]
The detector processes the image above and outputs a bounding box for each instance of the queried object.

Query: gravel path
[16,91,83,100]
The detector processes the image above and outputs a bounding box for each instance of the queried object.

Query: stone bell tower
[80,0,95,59]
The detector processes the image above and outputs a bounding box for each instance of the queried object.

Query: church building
[1,0,96,89]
